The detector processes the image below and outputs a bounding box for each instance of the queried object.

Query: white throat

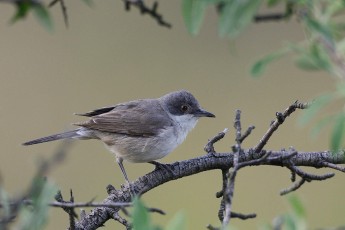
[171,114,199,145]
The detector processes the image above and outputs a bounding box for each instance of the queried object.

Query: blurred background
[0,0,342,229]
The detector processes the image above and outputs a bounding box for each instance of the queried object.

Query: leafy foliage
[132,198,155,230]
[31,4,53,31]
[0,173,57,230]
[218,0,261,38]
[11,1,53,31]
[261,195,307,230]
[16,177,57,230]
[182,0,209,35]
[251,0,345,151]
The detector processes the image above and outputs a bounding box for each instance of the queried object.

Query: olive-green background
[0,1,343,229]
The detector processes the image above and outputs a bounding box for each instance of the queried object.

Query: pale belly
[85,116,199,163]
[101,127,188,163]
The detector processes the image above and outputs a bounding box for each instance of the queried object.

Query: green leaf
[331,112,345,152]
[182,0,208,35]
[288,195,305,218]
[32,4,53,32]
[295,43,331,72]
[298,93,333,125]
[304,17,334,44]
[325,0,345,18]
[11,2,31,24]
[16,178,57,230]
[132,198,152,230]
[284,214,297,230]
[295,55,320,71]
[251,48,289,77]
[165,212,186,230]
[267,0,284,7]
[218,0,261,38]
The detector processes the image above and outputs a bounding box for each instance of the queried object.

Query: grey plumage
[22,129,80,145]
[74,99,173,136]
[23,90,215,184]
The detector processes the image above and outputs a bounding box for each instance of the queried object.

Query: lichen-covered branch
[70,148,345,229]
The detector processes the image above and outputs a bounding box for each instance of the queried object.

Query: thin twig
[49,0,68,28]
[230,212,256,220]
[237,125,255,144]
[254,13,289,22]
[237,150,271,169]
[112,212,130,229]
[204,128,228,154]
[48,0,58,6]
[123,0,171,28]
[69,190,76,230]
[280,178,306,195]
[288,165,334,180]
[206,224,220,230]
[321,161,345,172]
[254,101,309,153]
[217,170,228,221]
[52,200,132,209]
[54,191,78,219]
[222,110,242,227]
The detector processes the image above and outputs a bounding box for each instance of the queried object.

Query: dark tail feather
[23,130,80,146]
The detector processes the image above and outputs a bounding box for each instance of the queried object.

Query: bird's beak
[195,108,215,118]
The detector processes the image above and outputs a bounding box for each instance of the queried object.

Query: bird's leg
[116,157,135,197]
[148,161,177,177]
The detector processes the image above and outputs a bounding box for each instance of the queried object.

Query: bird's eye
[181,105,188,113]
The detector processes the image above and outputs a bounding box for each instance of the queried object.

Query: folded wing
[74,99,172,137]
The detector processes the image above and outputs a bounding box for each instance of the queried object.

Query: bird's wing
[74,106,116,117]
[74,100,173,136]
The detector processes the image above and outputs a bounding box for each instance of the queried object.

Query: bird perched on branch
[23,90,215,185]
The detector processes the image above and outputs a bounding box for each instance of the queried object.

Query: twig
[277,151,335,195]
[50,200,131,209]
[222,110,242,227]
[106,184,117,195]
[204,128,228,154]
[288,165,334,180]
[254,13,289,22]
[148,207,166,215]
[55,190,77,230]
[69,190,76,230]
[48,0,58,6]
[237,126,255,144]
[254,101,309,153]
[206,224,220,230]
[280,178,306,195]
[48,0,68,28]
[123,0,171,28]
[230,212,256,220]
[112,212,130,229]
[217,170,227,221]
[237,150,271,169]
[20,199,165,211]
[321,161,345,172]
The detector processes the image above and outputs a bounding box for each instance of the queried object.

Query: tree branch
[70,149,344,229]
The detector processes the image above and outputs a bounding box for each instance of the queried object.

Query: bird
[23,90,215,185]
